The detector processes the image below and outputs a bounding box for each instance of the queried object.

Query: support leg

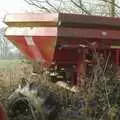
[76,49,86,87]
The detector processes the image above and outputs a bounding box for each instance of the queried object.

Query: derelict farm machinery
[5,13,120,86]
[4,13,120,120]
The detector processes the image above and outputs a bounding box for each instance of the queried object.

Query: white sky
[0,0,31,13]
[0,0,32,28]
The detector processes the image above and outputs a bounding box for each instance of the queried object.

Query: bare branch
[79,0,82,6]
[71,0,91,15]
[24,0,51,12]
[24,0,92,14]
[101,0,120,9]
[31,0,45,3]
[45,0,59,12]
[57,0,63,11]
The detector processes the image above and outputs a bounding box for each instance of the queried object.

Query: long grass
[0,60,32,96]
[0,60,21,69]
[0,52,120,120]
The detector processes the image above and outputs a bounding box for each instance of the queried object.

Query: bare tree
[24,0,91,15]
[0,28,21,59]
[24,0,120,16]
[0,28,9,58]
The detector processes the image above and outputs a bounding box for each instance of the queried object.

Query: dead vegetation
[1,52,120,120]
[0,60,33,105]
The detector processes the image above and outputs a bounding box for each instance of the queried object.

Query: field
[0,60,32,85]
[0,59,120,120]
[0,60,21,69]
[0,59,32,104]
[0,60,21,87]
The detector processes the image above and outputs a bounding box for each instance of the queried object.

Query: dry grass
[0,52,120,120]
[0,60,33,106]
[0,60,32,87]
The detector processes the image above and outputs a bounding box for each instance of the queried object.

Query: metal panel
[59,13,120,29]
[5,13,58,27]
[5,27,57,36]
[6,36,57,65]
[58,28,120,40]
[6,27,120,42]
[7,36,34,60]
[33,36,57,62]
[5,13,120,29]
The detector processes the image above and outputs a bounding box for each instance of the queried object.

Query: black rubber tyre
[7,92,59,120]
[7,93,33,120]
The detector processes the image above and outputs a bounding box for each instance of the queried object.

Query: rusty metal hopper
[5,13,120,66]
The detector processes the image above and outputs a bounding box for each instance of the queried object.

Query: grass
[0,59,22,69]
[0,54,120,120]
[0,59,32,88]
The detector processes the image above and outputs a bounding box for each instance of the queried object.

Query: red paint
[59,13,120,28]
[7,36,57,65]
[7,36,34,60]
[76,49,86,86]
[33,36,57,64]
[58,28,120,40]
[0,104,7,120]
[5,13,120,86]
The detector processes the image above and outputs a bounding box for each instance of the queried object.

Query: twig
[71,0,91,15]
[102,52,111,108]
[45,0,59,12]
[24,0,51,12]
[57,0,63,11]
[101,0,120,9]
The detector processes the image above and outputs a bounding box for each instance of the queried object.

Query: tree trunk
[111,0,115,16]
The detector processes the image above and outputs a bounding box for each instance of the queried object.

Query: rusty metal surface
[5,27,57,36]
[5,27,120,42]
[59,13,120,29]
[5,13,120,29]
[5,13,58,27]
[7,36,57,65]
[58,28,120,40]
[5,13,120,85]
[5,13,120,67]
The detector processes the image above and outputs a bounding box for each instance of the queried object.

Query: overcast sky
[0,0,31,14]
[0,0,32,28]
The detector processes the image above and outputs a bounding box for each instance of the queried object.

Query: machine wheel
[7,93,33,120]
[7,91,59,120]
